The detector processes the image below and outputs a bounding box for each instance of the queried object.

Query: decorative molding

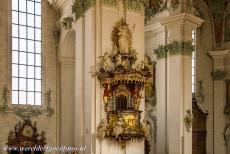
[14,105,43,119]
[0,87,54,118]
[154,41,194,59]
[184,109,193,132]
[47,0,69,10]
[144,22,165,36]
[0,85,9,113]
[102,0,117,7]
[160,13,204,30]
[208,50,229,59]
[211,69,225,81]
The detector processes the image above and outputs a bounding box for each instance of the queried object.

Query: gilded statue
[118,25,131,53]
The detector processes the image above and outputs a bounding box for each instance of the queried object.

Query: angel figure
[97,119,108,140]
[98,52,109,71]
[113,117,124,139]
[141,119,151,140]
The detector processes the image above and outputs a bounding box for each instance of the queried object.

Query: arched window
[192,30,196,94]
[11,0,42,105]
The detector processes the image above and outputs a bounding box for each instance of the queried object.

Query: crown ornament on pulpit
[96,18,152,147]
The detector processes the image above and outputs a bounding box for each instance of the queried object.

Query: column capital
[209,50,229,81]
[144,22,165,36]
[160,13,203,30]
[208,50,229,60]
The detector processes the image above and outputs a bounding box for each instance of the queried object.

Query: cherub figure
[98,52,109,71]
[113,117,124,139]
[97,119,108,140]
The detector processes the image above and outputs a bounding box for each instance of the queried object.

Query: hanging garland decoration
[61,0,95,29]
[61,0,180,29]
[143,0,168,21]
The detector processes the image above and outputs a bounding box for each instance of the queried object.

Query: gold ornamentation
[96,19,152,147]
[111,19,133,53]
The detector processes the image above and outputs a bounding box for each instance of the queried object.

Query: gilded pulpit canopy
[96,18,152,147]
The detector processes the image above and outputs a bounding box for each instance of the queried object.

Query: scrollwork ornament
[14,105,42,119]
[45,89,54,117]
[184,109,193,132]
[0,85,9,113]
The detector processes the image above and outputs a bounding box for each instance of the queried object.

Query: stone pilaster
[145,22,167,154]
[159,13,203,154]
[209,50,229,154]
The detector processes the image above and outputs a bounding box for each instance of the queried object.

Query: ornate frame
[6,117,46,154]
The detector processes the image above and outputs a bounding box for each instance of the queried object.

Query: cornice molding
[208,50,229,59]
[59,57,75,63]
[160,13,203,30]
[144,22,165,36]
[47,0,69,10]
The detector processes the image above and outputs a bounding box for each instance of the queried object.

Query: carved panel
[192,98,208,154]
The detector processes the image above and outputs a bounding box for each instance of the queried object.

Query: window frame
[11,0,42,106]
[192,30,196,94]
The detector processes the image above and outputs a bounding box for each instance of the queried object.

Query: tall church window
[192,30,196,94]
[11,0,42,105]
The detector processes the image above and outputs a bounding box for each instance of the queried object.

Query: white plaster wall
[59,30,76,146]
[0,1,59,154]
